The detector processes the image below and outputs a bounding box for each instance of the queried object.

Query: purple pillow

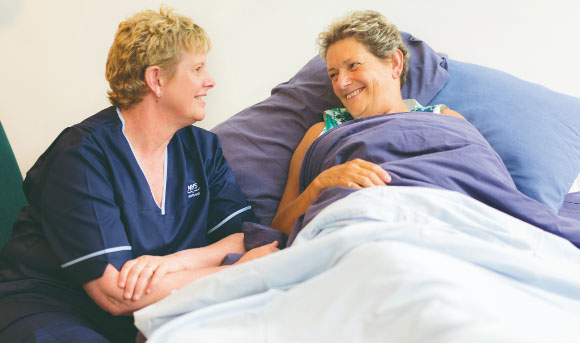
[213,33,449,225]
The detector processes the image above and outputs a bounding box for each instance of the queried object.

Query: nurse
[0,7,277,342]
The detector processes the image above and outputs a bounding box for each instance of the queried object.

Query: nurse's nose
[205,72,215,89]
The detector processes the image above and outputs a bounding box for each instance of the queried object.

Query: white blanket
[135,186,580,342]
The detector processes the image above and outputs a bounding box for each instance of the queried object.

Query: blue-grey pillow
[430,60,580,212]
[213,33,449,225]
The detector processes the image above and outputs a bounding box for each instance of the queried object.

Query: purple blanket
[560,192,580,221]
[292,113,580,247]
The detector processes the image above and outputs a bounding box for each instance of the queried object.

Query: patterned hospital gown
[321,99,448,135]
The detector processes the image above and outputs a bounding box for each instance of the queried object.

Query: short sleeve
[40,129,132,284]
[205,136,256,243]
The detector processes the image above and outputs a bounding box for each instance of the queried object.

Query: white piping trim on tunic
[61,246,132,268]
[117,107,168,215]
[207,206,252,235]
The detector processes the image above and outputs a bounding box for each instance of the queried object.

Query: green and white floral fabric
[321,99,448,135]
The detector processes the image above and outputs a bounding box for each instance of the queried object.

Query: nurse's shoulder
[23,107,120,205]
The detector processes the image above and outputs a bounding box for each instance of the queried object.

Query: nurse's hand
[236,241,280,264]
[118,255,187,301]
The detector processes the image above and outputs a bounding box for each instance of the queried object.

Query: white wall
[1,0,579,176]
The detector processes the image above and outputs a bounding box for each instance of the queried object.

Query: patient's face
[326,37,400,118]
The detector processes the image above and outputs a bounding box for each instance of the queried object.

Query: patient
[271,10,464,235]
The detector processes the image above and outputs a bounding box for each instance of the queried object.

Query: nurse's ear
[144,65,163,98]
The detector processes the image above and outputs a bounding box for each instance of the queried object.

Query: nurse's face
[326,37,400,119]
[161,49,215,125]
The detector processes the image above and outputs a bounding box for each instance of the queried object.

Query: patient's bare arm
[271,122,391,236]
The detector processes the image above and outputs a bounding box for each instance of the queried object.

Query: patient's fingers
[315,159,391,191]
[354,159,391,183]
[357,176,375,188]
[344,159,390,188]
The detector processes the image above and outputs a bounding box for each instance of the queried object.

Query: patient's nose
[337,72,352,90]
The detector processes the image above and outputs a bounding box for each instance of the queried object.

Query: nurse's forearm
[172,232,246,269]
[85,263,231,316]
[118,266,230,314]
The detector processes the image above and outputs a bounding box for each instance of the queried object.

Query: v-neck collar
[116,107,168,215]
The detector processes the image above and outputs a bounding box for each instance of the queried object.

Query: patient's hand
[236,241,280,264]
[312,158,391,191]
[118,254,187,301]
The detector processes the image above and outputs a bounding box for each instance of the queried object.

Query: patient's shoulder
[292,122,325,161]
[441,108,465,119]
[307,122,325,133]
[303,122,325,143]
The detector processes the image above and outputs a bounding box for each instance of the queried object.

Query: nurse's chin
[188,112,206,123]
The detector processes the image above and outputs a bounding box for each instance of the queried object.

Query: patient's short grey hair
[317,10,410,88]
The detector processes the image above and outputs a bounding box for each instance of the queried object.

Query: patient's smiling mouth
[346,88,364,99]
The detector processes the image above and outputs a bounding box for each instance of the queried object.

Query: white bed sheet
[135,186,580,342]
[570,173,580,193]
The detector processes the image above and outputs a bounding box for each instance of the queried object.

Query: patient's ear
[390,49,404,80]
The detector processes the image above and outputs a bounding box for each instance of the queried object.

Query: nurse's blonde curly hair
[106,6,211,108]
[317,10,410,89]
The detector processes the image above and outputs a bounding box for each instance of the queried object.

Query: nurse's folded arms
[0,7,277,342]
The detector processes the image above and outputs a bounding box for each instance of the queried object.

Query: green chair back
[0,121,27,249]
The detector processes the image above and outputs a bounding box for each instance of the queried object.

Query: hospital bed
[134,32,580,342]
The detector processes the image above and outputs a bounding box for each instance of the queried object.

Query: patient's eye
[349,62,360,70]
[329,72,337,79]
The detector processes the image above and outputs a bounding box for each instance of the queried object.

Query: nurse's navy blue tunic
[0,106,255,341]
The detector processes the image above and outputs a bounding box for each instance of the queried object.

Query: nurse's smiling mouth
[194,95,206,104]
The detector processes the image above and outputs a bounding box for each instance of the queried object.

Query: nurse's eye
[194,64,204,73]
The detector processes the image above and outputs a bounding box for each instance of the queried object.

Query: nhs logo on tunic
[187,182,201,198]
